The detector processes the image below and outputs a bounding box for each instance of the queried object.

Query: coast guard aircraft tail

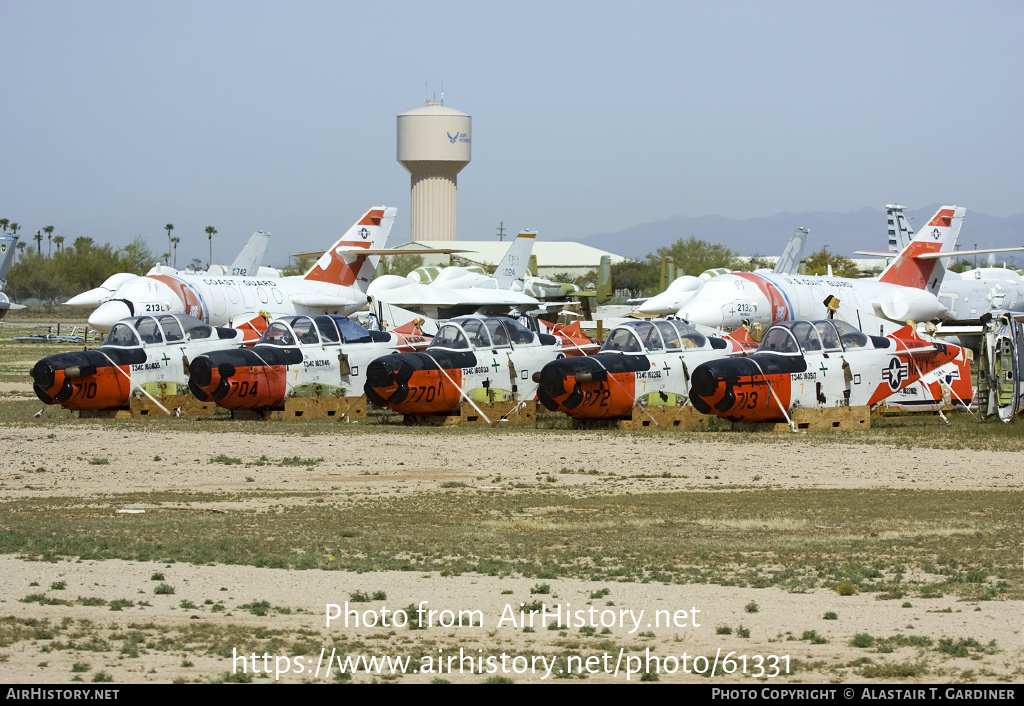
[302,207,396,290]
[878,205,965,296]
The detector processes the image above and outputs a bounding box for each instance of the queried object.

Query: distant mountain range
[558,206,1024,263]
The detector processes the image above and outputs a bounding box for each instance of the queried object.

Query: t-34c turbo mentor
[67,206,397,332]
[535,319,756,421]
[31,313,256,413]
[688,319,968,426]
[187,314,431,412]
[364,314,596,419]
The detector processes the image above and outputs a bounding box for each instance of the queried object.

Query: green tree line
[7,237,154,304]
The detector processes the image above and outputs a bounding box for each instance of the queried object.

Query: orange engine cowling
[364,351,473,415]
[536,354,647,419]
[688,355,797,422]
[31,349,138,410]
[189,347,295,410]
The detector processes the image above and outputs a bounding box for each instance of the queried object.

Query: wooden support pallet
[130,394,214,417]
[233,395,367,421]
[80,394,214,419]
[618,405,710,431]
[405,400,537,426]
[732,405,871,433]
[871,403,954,418]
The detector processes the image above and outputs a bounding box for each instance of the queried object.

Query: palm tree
[16,241,26,263]
[34,230,43,254]
[0,219,8,234]
[205,226,217,269]
[44,226,54,257]
[164,223,174,264]
[9,223,19,240]
[171,236,180,268]
[54,235,65,253]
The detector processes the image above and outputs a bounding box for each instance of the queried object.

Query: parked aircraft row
[31,309,979,427]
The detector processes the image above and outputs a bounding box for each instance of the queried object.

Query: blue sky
[2,1,1021,267]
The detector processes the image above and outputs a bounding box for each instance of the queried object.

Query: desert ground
[0,393,1020,684]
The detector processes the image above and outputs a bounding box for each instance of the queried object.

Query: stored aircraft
[677,206,966,333]
[31,313,255,412]
[688,319,967,425]
[68,206,396,332]
[865,204,1024,327]
[364,314,595,418]
[637,227,809,316]
[535,319,755,420]
[366,232,540,319]
[187,314,431,411]
[0,235,25,318]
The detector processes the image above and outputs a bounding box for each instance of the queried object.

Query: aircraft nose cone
[677,301,724,328]
[88,300,132,331]
[66,288,114,307]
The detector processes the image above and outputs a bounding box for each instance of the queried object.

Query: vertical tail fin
[773,227,809,275]
[528,254,539,278]
[0,235,17,288]
[228,231,271,277]
[302,207,396,290]
[660,257,675,292]
[878,206,965,294]
[886,204,914,252]
[492,230,536,288]
[596,255,612,304]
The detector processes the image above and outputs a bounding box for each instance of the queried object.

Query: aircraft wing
[292,247,472,259]
[289,293,361,308]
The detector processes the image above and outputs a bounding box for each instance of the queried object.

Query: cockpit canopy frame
[599,319,708,354]
[756,319,870,356]
[258,315,373,348]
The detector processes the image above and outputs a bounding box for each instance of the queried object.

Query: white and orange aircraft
[31,313,257,412]
[67,206,396,332]
[688,319,968,425]
[187,314,431,412]
[677,206,967,333]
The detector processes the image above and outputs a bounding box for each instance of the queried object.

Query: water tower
[397,101,471,241]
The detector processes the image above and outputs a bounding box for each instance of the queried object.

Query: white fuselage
[677,272,946,334]
[88,273,368,331]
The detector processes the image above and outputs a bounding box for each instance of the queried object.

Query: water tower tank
[397,103,471,241]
